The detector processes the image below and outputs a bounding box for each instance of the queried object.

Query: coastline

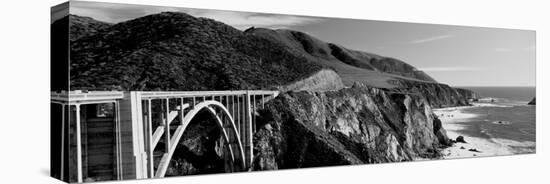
[433,103,527,159]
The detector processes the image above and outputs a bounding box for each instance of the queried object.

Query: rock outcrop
[253,83,450,170]
[455,88,480,101]
[528,97,536,105]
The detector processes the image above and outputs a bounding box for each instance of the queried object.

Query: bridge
[50,90,279,183]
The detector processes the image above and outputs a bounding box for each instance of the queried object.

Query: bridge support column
[145,99,154,178]
[60,104,65,181]
[118,92,148,180]
[245,91,253,168]
[164,98,171,152]
[75,104,83,183]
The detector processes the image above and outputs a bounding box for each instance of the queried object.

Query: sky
[67,1,536,87]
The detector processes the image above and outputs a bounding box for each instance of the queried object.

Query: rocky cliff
[391,80,478,108]
[455,88,480,101]
[252,83,451,170]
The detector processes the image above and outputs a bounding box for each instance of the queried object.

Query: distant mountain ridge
[245,28,436,88]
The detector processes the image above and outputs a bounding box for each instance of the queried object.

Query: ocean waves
[434,101,535,159]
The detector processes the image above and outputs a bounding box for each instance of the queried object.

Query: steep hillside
[253,83,451,170]
[245,28,436,88]
[328,43,435,81]
[69,14,112,41]
[69,12,323,91]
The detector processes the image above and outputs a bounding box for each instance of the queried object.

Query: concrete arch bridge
[50,90,279,183]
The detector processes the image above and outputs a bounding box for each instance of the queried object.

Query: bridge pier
[118,92,148,180]
[144,99,154,178]
[245,91,253,167]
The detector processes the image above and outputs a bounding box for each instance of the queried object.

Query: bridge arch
[154,100,246,178]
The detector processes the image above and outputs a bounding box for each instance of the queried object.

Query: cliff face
[252,83,451,170]
[391,80,478,108]
[455,88,480,100]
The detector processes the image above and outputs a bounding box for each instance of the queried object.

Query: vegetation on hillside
[68,12,323,91]
[69,15,112,41]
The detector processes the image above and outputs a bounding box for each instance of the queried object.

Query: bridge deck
[52,90,279,103]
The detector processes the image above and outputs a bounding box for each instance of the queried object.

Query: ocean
[460,86,536,102]
[440,87,536,156]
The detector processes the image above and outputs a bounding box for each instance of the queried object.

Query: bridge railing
[138,90,279,99]
[51,90,124,105]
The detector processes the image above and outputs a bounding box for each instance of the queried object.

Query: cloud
[180,9,321,30]
[70,1,155,23]
[418,67,484,72]
[493,45,535,52]
[409,35,453,44]
[70,1,322,30]
[493,48,514,52]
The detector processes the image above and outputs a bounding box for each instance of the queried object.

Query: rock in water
[468,148,481,153]
[455,136,467,143]
[528,97,536,105]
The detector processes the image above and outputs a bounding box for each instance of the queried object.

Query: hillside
[67,12,444,91]
[245,28,436,88]
[69,12,323,91]
[69,15,112,41]
[64,12,477,100]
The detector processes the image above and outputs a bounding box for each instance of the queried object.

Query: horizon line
[452,85,536,88]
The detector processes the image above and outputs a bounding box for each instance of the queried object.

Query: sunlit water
[450,86,536,153]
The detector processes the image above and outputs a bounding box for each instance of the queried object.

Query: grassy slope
[246,28,436,89]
